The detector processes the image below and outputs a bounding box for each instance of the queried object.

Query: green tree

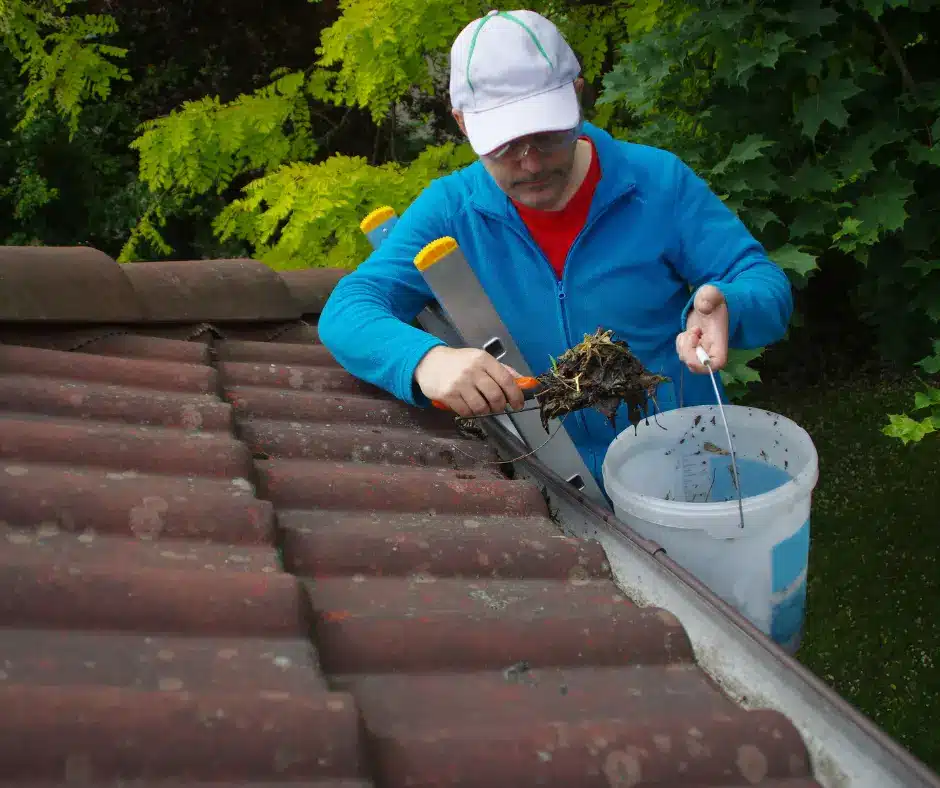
[120,0,634,268]
[0,0,129,135]
[598,0,940,434]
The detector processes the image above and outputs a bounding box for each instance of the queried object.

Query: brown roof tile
[280,268,350,314]
[1,685,363,782]
[75,330,215,362]
[0,248,823,787]
[0,341,216,389]
[0,246,145,321]
[122,259,300,322]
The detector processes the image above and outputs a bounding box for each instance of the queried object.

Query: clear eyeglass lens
[488,126,580,160]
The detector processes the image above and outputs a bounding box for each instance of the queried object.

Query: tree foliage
[119,0,633,269]
[213,142,476,269]
[598,0,940,438]
[883,341,940,442]
[0,0,129,135]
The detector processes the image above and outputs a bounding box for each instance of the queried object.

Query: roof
[0,246,824,787]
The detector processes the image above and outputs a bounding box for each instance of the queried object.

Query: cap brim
[462,81,581,156]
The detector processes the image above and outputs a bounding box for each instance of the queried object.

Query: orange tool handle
[432,376,540,411]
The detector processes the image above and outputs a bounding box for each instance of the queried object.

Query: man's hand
[676,284,729,373]
[415,346,526,417]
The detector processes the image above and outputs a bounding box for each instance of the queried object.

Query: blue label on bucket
[770,517,810,647]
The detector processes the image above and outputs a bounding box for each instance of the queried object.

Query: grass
[743,374,940,773]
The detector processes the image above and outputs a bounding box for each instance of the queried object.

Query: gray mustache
[511,170,564,187]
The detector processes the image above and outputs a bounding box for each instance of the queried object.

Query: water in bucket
[601,404,819,653]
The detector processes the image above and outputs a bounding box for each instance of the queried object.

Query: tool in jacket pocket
[432,376,544,413]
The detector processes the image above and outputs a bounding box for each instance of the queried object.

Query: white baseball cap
[449,9,581,156]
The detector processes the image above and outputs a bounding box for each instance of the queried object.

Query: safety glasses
[485,122,583,161]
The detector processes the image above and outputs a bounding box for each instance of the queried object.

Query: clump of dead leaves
[533,328,668,432]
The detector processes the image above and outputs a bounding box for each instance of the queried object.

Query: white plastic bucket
[601,404,819,653]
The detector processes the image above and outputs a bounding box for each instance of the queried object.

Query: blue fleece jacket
[318,122,793,487]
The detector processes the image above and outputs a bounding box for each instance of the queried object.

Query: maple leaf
[882,412,938,445]
[909,141,940,167]
[794,76,863,140]
[770,243,818,276]
[722,170,777,195]
[837,123,906,178]
[785,3,838,37]
[914,388,940,410]
[902,258,940,277]
[721,134,774,168]
[732,31,795,87]
[744,206,781,232]
[788,206,833,240]
[833,216,877,254]
[863,0,910,21]
[854,172,915,236]
[794,39,837,78]
[917,342,940,375]
[781,160,838,197]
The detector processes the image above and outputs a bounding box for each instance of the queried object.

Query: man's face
[480,127,581,210]
[452,108,583,211]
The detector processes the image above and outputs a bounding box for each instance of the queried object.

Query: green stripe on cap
[498,11,554,68]
[465,15,495,94]
[465,10,554,94]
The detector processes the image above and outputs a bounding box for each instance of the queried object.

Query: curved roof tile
[0,246,145,322]
[123,258,300,322]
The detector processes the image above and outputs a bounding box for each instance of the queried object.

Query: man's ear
[574,77,585,97]
[451,109,468,136]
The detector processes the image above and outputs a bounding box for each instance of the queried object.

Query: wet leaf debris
[533,328,669,432]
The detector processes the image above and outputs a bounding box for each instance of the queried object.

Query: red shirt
[512,137,602,279]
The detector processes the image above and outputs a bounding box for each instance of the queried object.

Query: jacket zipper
[499,221,574,348]
[477,183,637,475]
[557,186,637,475]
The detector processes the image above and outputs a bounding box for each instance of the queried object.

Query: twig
[449,415,568,465]
[459,403,542,420]
[313,107,354,148]
[874,18,917,95]
[649,394,669,430]
[873,17,932,146]
[371,119,383,165]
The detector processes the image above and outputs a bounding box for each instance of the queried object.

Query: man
[318,9,793,486]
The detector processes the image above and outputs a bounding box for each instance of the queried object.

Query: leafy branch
[212,142,475,268]
[883,342,940,444]
[1,0,129,135]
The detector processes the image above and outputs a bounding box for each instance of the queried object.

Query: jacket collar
[467,121,638,221]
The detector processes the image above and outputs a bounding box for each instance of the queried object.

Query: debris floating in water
[533,328,668,432]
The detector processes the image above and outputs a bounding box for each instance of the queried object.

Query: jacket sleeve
[667,156,794,349]
[317,180,453,407]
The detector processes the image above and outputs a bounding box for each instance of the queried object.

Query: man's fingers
[487,359,526,411]
[476,374,509,414]
[702,342,728,371]
[442,393,470,419]
[693,284,725,316]
[676,329,708,374]
[461,387,492,417]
